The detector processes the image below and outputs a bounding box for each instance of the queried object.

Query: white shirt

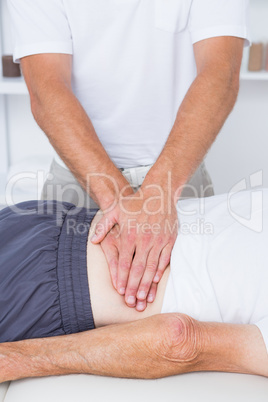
[8,0,250,168]
[162,189,268,353]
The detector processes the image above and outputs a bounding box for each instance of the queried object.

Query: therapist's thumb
[91,213,117,244]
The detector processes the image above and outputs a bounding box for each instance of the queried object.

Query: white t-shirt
[162,189,268,353]
[8,0,250,168]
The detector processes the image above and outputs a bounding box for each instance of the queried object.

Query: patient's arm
[0,314,267,383]
[200,322,268,377]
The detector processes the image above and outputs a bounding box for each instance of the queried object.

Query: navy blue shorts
[0,200,98,343]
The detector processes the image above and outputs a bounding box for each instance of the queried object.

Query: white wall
[6,96,54,162]
[0,0,55,172]
[205,0,268,194]
[0,0,268,196]
[205,80,268,194]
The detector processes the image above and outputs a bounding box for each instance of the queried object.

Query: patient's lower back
[86,213,170,327]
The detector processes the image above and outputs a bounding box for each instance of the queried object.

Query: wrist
[92,173,135,212]
[0,334,88,382]
[0,340,57,382]
[141,170,184,212]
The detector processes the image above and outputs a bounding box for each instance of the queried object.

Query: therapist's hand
[100,227,159,311]
[91,186,178,311]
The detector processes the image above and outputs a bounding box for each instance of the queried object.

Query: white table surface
[2,373,268,402]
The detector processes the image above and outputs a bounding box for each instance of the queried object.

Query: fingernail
[91,234,98,242]
[147,294,154,302]
[119,287,125,295]
[138,291,146,300]
[127,296,136,305]
[136,302,145,311]
[153,275,160,283]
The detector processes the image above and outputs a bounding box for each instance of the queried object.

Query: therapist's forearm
[30,81,132,210]
[144,67,239,196]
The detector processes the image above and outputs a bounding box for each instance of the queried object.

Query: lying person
[0,190,267,382]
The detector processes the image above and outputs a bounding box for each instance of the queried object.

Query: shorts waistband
[52,157,153,188]
[57,205,98,334]
[119,164,153,187]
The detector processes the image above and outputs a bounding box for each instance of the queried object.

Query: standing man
[8,0,250,310]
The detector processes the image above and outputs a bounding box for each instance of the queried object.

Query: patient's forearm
[199,323,268,377]
[0,315,187,382]
[0,315,267,383]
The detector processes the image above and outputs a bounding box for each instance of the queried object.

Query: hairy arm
[91,36,245,309]
[199,322,268,377]
[0,314,267,383]
[20,54,133,210]
[145,36,244,194]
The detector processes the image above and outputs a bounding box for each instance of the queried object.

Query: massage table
[1,372,268,402]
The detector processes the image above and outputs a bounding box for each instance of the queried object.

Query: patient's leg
[0,314,267,383]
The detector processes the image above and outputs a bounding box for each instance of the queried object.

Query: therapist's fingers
[91,212,117,244]
[117,236,136,299]
[153,243,172,284]
[136,246,161,302]
[147,282,158,303]
[135,283,157,312]
[124,247,150,307]
[100,232,120,289]
[136,299,147,312]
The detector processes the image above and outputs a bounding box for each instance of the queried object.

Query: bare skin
[87,211,170,319]
[20,36,244,310]
[0,314,267,383]
[1,209,267,383]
